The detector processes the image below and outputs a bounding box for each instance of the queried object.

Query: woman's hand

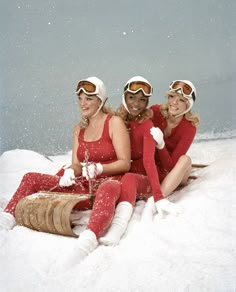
[150,127,165,149]
[81,163,103,180]
[155,198,182,218]
[59,168,75,187]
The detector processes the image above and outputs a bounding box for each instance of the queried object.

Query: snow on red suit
[4,115,123,238]
[119,119,164,205]
[150,104,197,181]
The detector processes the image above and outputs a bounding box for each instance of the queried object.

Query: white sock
[99,202,133,246]
[0,212,16,230]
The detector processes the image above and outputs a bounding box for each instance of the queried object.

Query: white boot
[55,229,98,272]
[76,229,98,260]
[0,212,16,230]
[99,202,133,246]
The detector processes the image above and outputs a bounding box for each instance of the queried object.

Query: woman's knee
[121,173,137,184]
[178,155,192,170]
[97,180,121,196]
[22,172,56,189]
[178,155,192,183]
[22,172,39,182]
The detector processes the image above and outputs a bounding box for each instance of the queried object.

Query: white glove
[155,198,182,219]
[0,212,16,230]
[150,127,165,149]
[81,162,103,180]
[59,168,75,187]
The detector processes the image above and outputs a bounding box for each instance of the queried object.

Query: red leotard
[77,114,118,172]
[150,104,197,180]
[120,119,163,205]
[5,114,123,238]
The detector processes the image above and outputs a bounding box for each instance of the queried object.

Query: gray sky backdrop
[0,0,235,155]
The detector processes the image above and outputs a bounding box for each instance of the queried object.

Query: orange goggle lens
[170,80,195,101]
[76,80,97,95]
[124,81,152,96]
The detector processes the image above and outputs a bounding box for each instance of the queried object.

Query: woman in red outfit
[0,77,130,262]
[150,80,200,197]
[99,76,179,246]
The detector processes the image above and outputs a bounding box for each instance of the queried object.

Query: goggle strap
[122,94,130,113]
[174,97,194,117]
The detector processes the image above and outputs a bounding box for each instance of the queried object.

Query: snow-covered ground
[0,138,236,292]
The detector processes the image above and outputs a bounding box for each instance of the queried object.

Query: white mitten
[0,212,16,230]
[150,127,165,149]
[155,198,182,219]
[81,163,103,180]
[59,168,75,187]
[53,229,98,272]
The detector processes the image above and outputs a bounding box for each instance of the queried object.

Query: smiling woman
[150,79,200,197]
[99,76,179,246]
[76,77,108,118]
[0,76,131,265]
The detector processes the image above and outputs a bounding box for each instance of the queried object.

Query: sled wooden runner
[173,163,208,191]
[15,192,93,237]
[189,163,208,180]
[192,163,209,168]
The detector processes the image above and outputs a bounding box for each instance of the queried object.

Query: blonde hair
[79,105,114,129]
[160,91,200,127]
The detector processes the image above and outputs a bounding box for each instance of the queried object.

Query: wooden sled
[15,192,93,237]
[174,163,208,191]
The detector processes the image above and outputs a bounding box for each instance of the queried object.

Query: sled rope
[42,148,97,194]
[84,149,95,194]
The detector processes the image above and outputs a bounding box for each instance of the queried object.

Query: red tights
[119,173,152,206]
[4,172,121,238]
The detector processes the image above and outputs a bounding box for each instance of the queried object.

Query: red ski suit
[150,104,197,181]
[119,119,164,205]
[5,115,123,238]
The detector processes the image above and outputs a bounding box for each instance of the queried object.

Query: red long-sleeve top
[150,104,196,175]
[129,119,163,201]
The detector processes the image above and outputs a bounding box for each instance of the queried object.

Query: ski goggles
[76,80,99,96]
[124,81,153,97]
[169,80,195,101]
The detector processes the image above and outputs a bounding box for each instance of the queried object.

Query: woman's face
[125,91,148,117]
[167,93,188,116]
[78,91,101,117]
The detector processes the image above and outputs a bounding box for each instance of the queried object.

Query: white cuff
[96,163,103,175]
[156,140,165,150]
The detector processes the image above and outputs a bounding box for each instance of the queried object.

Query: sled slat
[15,192,93,237]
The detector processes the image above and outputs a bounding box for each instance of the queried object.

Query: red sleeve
[157,122,196,171]
[142,120,164,201]
[150,104,164,128]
